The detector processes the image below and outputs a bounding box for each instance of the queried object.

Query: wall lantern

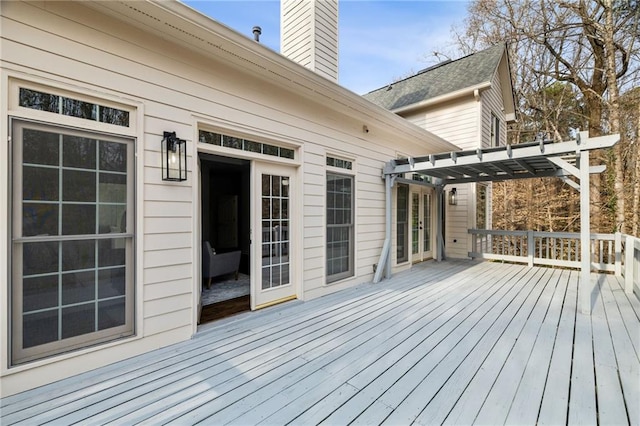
[161,131,187,182]
[448,187,458,205]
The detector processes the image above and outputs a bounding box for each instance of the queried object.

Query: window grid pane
[397,185,409,263]
[412,193,419,255]
[326,173,354,282]
[19,88,129,127]
[261,174,291,290]
[13,121,133,364]
[424,193,432,251]
[199,130,295,160]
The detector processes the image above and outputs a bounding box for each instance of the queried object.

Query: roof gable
[363,44,506,111]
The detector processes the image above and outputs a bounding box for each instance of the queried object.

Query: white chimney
[281,0,338,82]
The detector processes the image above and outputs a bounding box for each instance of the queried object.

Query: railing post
[527,230,534,267]
[579,150,591,315]
[625,235,634,294]
[614,232,622,277]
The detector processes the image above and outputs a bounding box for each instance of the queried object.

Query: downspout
[374,172,395,283]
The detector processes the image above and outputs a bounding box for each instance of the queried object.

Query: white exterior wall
[281,0,338,82]
[401,97,480,259]
[0,1,444,396]
[481,70,507,148]
[400,75,510,258]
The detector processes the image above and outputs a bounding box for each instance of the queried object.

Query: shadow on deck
[1,260,638,424]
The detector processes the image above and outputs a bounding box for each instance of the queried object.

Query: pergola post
[580,149,591,314]
[436,186,444,261]
[373,173,394,283]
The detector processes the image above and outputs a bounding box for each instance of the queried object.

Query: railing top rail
[467,229,528,236]
[468,229,619,241]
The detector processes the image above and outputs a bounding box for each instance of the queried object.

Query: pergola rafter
[374,131,620,314]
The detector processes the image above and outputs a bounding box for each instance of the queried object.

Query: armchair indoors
[202,241,241,289]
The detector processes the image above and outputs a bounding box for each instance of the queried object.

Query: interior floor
[200,153,252,323]
[200,295,250,324]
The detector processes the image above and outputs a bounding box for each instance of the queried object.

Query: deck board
[537,269,579,425]
[591,275,629,425]
[1,260,639,426]
[504,269,569,425]
[568,279,598,424]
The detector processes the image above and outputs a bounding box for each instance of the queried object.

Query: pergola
[374,131,620,314]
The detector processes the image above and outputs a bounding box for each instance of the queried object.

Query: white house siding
[281,0,313,68]
[400,97,480,259]
[281,0,338,82]
[313,0,339,81]
[0,1,447,396]
[481,70,507,148]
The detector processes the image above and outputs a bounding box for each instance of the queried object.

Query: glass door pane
[253,162,296,310]
[411,192,420,255]
[261,174,290,289]
[424,193,432,255]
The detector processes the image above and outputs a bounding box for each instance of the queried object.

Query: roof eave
[390,81,492,115]
[83,0,458,153]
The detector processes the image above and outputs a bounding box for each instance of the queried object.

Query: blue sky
[183,1,470,94]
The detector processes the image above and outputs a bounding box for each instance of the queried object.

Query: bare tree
[454,0,640,235]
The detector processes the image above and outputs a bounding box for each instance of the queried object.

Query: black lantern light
[448,187,457,205]
[161,131,187,181]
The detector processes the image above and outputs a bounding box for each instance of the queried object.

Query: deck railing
[468,229,640,295]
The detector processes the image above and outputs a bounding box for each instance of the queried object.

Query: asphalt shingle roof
[363,44,506,111]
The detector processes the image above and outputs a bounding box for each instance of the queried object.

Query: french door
[252,162,296,309]
[411,189,433,262]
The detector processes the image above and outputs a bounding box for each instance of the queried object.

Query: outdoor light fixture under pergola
[162,131,187,181]
[448,188,457,205]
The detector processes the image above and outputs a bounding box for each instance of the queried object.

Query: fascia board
[390,82,492,115]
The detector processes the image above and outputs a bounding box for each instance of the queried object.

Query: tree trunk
[603,0,625,233]
[633,100,640,237]
[584,92,603,232]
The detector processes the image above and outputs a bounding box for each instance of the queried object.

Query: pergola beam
[377,131,619,317]
[387,134,619,176]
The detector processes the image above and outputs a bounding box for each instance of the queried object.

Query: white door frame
[251,161,298,310]
[410,187,434,263]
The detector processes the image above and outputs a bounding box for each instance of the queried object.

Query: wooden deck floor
[1,260,639,425]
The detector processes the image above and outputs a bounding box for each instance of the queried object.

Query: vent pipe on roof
[253,26,262,42]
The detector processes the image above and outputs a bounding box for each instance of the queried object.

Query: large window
[397,184,409,263]
[11,120,135,365]
[326,172,354,283]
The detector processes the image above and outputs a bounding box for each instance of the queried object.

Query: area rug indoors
[202,273,250,305]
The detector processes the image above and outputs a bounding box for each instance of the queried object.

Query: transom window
[326,156,352,170]
[19,88,130,127]
[199,130,294,160]
[11,120,135,365]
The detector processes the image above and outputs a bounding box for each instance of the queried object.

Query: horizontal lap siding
[0,1,448,396]
[403,99,480,259]
[282,1,313,68]
[314,0,338,80]
[480,74,504,232]
[482,72,505,148]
